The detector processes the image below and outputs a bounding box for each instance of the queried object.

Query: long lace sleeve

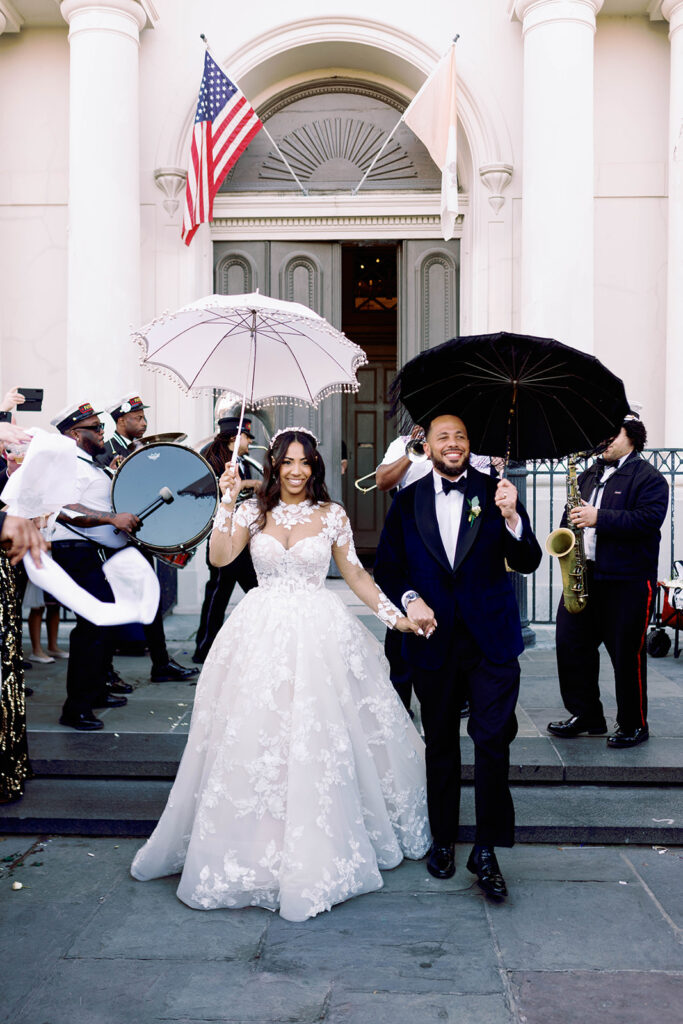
[208,497,257,567]
[325,505,403,628]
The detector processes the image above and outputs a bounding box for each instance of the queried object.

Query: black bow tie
[441,476,467,495]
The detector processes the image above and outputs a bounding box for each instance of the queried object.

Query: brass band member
[192,416,259,664]
[548,414,669,748]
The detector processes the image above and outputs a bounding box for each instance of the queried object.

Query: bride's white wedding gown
[131,500,430,921]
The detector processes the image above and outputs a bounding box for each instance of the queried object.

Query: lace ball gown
[131,501,430,921]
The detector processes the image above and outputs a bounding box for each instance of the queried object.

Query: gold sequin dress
[0,553,32,801]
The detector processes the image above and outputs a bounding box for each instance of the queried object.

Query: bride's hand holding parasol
[218,463,243,505]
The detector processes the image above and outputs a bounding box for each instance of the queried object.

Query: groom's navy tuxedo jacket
[374,467,542,671]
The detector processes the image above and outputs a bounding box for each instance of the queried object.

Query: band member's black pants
[555,566,655,732]
[50,541,114,716]
[139,551,169,669]
[410,621,519,848]
[193,547,258,662]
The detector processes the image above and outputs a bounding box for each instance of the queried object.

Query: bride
[131,427,430,921]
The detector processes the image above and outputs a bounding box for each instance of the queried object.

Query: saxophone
[545,456,589,614]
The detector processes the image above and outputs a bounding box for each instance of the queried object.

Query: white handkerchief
[1,428,78,517]
[23,547,160,626]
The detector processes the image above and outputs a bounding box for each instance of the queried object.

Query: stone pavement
[1,836,682,1024]
[4,584,683,1021]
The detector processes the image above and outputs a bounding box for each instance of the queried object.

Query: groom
[374,413,541,900]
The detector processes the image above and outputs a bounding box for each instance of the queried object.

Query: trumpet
[354,471,377,493]
[405,434,428,462]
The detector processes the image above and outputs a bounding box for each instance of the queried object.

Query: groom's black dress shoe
[547,715,607,738]
[426,843,456,879]
[466,846,507,901]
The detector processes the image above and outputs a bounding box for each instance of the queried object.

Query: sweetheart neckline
[256,531,327,554]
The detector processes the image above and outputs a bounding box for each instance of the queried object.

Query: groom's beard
[431,452,470,479]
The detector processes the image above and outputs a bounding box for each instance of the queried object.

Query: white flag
[403,44,459,240]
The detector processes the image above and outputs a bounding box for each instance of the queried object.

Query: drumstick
[137,487,174,522]
[114,487,174,533]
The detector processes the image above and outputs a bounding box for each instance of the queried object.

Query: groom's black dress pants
[411,620,519,848]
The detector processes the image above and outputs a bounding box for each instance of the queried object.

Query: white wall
[594,15,670,445]
[0,29,69,424]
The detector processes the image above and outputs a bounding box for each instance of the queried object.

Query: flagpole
[351,121,405,196]
[199,34,309,198]
[352,34,459,197]
[260,124,309,197]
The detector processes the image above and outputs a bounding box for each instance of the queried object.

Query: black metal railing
[521,449,683,625]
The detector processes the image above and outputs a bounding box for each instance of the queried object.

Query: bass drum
[111,443,219,567]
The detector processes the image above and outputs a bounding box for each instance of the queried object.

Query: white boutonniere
[467,496,481,526]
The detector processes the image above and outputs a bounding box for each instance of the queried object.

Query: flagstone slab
[510,970,683,1024]
[486,879,683,972]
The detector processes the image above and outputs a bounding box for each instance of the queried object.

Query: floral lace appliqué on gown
[131,500,430,922]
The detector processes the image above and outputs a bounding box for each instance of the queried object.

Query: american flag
[182,52,263,246]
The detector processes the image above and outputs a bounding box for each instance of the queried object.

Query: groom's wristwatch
[402,590,420,612]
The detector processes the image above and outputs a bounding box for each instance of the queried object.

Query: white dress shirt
[582,453,629,561]
[50,452,125,547]
[401,468,522,608]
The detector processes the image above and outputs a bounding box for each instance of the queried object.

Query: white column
[513,0,603,353]
[662,0,683,445]
[60,0,147,403]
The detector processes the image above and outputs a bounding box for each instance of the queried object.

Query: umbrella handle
[502,380,518,474]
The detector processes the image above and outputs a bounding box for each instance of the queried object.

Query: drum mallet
[136,486,175,522]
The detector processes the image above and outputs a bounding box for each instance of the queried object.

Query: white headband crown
[269,426,319,448]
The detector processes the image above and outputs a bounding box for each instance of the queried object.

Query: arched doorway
[213,81,460,550]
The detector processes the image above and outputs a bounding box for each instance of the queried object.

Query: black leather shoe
[91,693,128,709]
[466,846,507,901]
[426,843,456,879]
[607,725,649,748]
[547,715,607,738]
[106,670,133,694]
[150,659,200,682]
[191,653,205,665]
[59,709,104,731]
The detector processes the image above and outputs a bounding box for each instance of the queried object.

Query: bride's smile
[279,442,313,502]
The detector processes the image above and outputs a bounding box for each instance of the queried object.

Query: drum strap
[77,455,113,479]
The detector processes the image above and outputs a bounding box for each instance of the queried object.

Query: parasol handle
[231,309,257,468]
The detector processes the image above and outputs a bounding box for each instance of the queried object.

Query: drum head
[112,443,218,553]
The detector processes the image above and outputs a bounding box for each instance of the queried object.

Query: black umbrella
[390,332,630,461]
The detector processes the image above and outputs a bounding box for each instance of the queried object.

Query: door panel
[342,359,395,551]
[400,239,460,366]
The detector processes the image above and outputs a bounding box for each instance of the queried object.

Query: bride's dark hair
[256,430,331,529]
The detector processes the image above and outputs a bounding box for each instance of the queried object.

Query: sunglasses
[74,422,105,432]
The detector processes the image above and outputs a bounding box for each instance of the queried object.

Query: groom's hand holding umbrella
[494,478,520,532]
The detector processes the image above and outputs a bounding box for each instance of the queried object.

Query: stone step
[25,730,683,785]
[1,778,682,844]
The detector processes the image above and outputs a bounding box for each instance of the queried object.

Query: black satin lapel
[451,474,487,574]
[414,475,452,574]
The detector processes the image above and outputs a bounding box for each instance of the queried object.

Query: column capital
[511,0,604,33]
[659,0,683,34]
[0,1,23,34]
[60,0,148,39]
